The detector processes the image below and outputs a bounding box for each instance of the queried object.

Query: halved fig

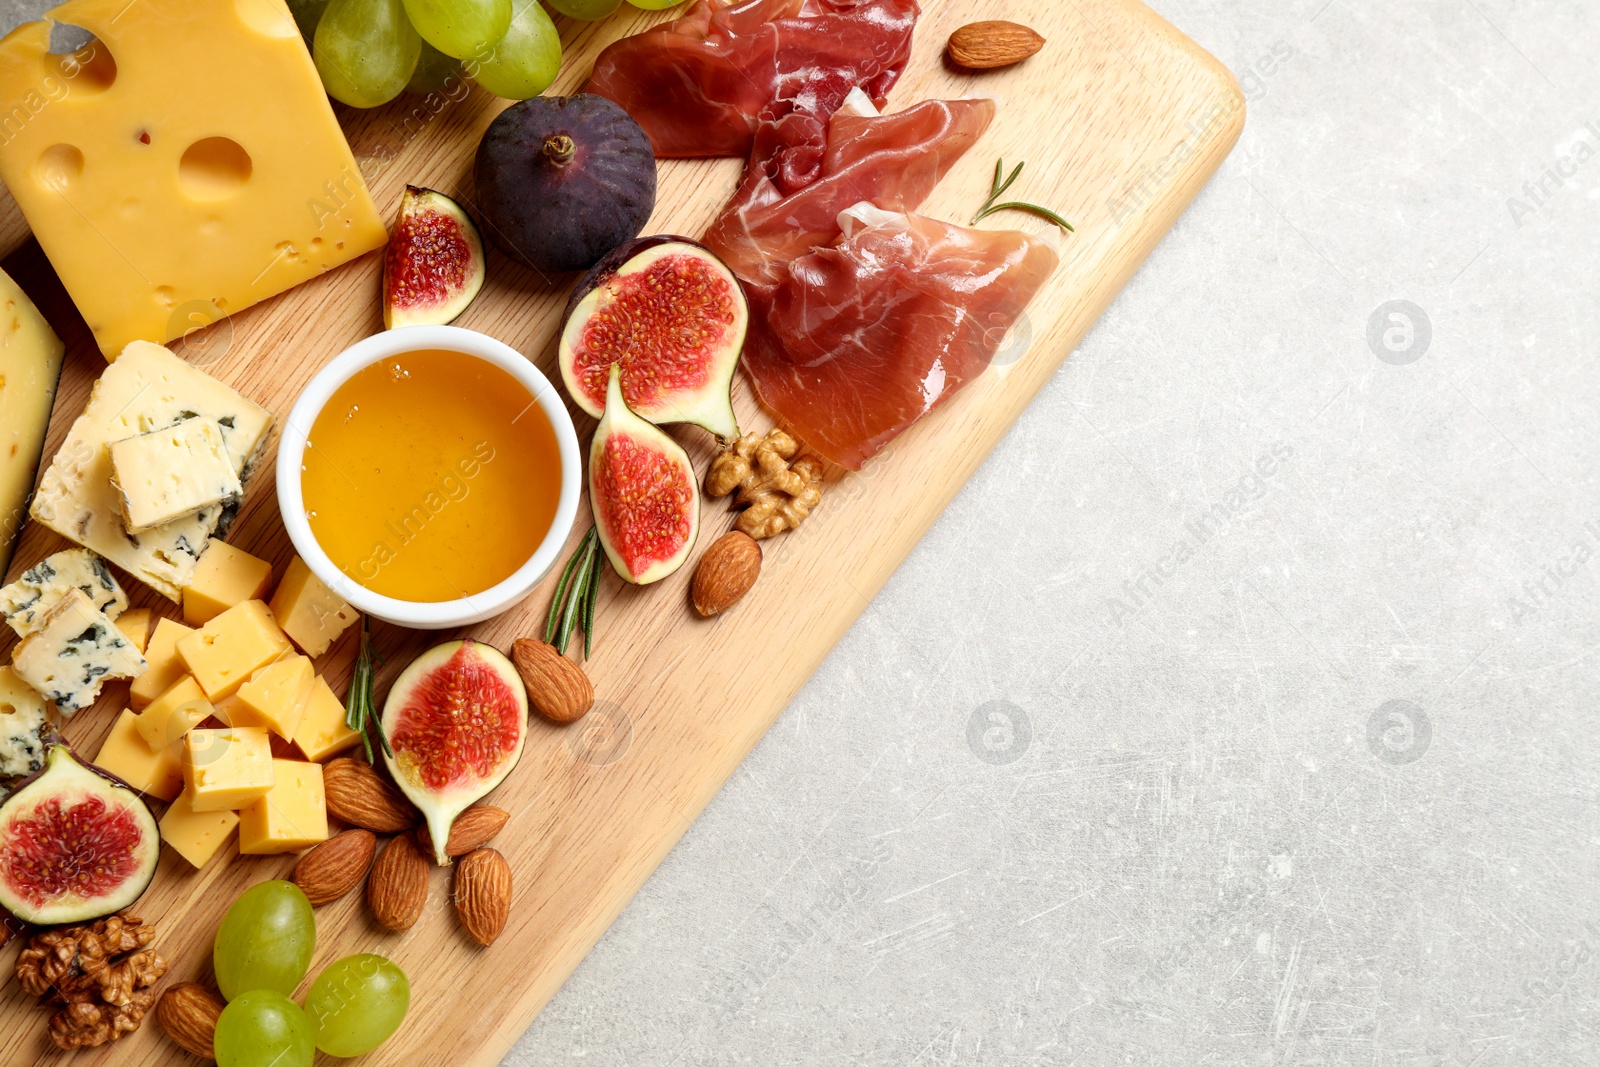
[0,746,159,925]
[590,365,701,585]
[560,236,746,438]
[381,641,528,865]
[383,186,487,330]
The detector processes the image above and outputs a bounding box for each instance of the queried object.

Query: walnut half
[14,913,167,1050]
[705,430,824,540]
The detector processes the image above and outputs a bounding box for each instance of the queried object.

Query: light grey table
[7,2,1596,1064]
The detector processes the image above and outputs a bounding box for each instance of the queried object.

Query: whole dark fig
[474,94,657,274]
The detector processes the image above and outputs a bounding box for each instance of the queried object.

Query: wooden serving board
[0,1,1243,1063]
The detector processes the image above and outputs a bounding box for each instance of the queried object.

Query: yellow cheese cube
[114,608,152,653]
[182,726,274,812]
[0,1,387,357]
[177,600,290,701]
[94,709,182,801]
[182,541,273,626]
[269,556,358,659]
[292,676,361,762]
[134,675,214,750]
[238,759,327,855]
[159,788,240,868]
[236,655,314,741]
[129,618,195,709]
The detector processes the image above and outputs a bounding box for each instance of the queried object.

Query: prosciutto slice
[704,92,996,288]
[587,0,919,173]
[743,205,1059,470]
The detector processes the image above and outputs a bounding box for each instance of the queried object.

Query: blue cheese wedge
[10,588,147,715]
[109,417,243,534]
[0,547,128,638]
[0,666,52,781]
[29,341,274,601]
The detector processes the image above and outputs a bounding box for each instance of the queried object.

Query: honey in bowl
[301,349,561,603]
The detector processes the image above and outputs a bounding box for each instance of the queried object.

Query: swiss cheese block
[177,599,290,701]
[94,708,183,801]
[110,418,242,534]
[270,556,358,658]
[183,540,273,626]
[291,676,360,762]
[0,547,127,638]
[238,758,327,855]
[236,654,314,740]
[29,342,274,600]
[182,726,273,811]
[0,267,65,581]
[129,617,195,708]
[114,607,152,653]
[11,588,146,714]
[134,674,214,750]
[160,788,240,868]
[0,0,388,356]
[0,666,51,780]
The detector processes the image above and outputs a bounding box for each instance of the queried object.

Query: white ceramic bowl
[277,325,581,630]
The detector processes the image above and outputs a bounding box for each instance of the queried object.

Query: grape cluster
[292,0,687,109]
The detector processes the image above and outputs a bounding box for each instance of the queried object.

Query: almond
[947,21,1046,69]
[291,829,377,906]
[157,982,224,1059]
[454,847,512,946]
[512,638,594,723]
[367,833,429,931]
[691,531,762,617]
[417,804,510,858]
[324,758,419,833]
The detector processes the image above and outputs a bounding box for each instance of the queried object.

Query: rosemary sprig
[972,158,1075,232]
[343,618,391,762]
[545,527,605,659]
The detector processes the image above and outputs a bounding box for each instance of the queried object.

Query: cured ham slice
[587,0,919,167]
[743,205,1059,470]
[704,92,996,288]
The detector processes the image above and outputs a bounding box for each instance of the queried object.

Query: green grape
[401,0,511,61]
[305,953,411,1057]
[214,990,314,1067]
[314,0,422,109]
[625,0,689,8]
[407,40,465,95]
[286,0,328,47]
[213,881,316,1001]
[547,0,623,19]
[469,0,560,100]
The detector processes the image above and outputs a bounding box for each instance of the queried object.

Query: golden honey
[301,349,560,603]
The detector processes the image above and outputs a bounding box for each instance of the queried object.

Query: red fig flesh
[383,186,486,330]
[590,365,700,585]
[560,236,746,439]
[0,746,159,924]
[381,641,527,864]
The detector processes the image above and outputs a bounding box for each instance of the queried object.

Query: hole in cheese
[48,36,116,93]
[37,143,83,190]
[179,137,253,200]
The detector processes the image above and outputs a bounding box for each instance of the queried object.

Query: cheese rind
[238,759,327,855]
[0,0,388,356]
[10,589,146,714]
[160,788,240,868]
[94,708,183,801]
[182,540,273,626]
[0,267,65,582]
[0,666,52,781]
[291,676,360,762]
[177,600,290,701]
[0,548,128,638]
[270,556,357,659]
[30,342,274,600]
[129,617,195,708]
[110,418,243,534]
[182,726,274,811]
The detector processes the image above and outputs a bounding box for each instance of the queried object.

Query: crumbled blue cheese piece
[10,589,146,715]
[109,417,243,534]
[0,547,128,638]
[0,666,51,780]
[29,340,274,601]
